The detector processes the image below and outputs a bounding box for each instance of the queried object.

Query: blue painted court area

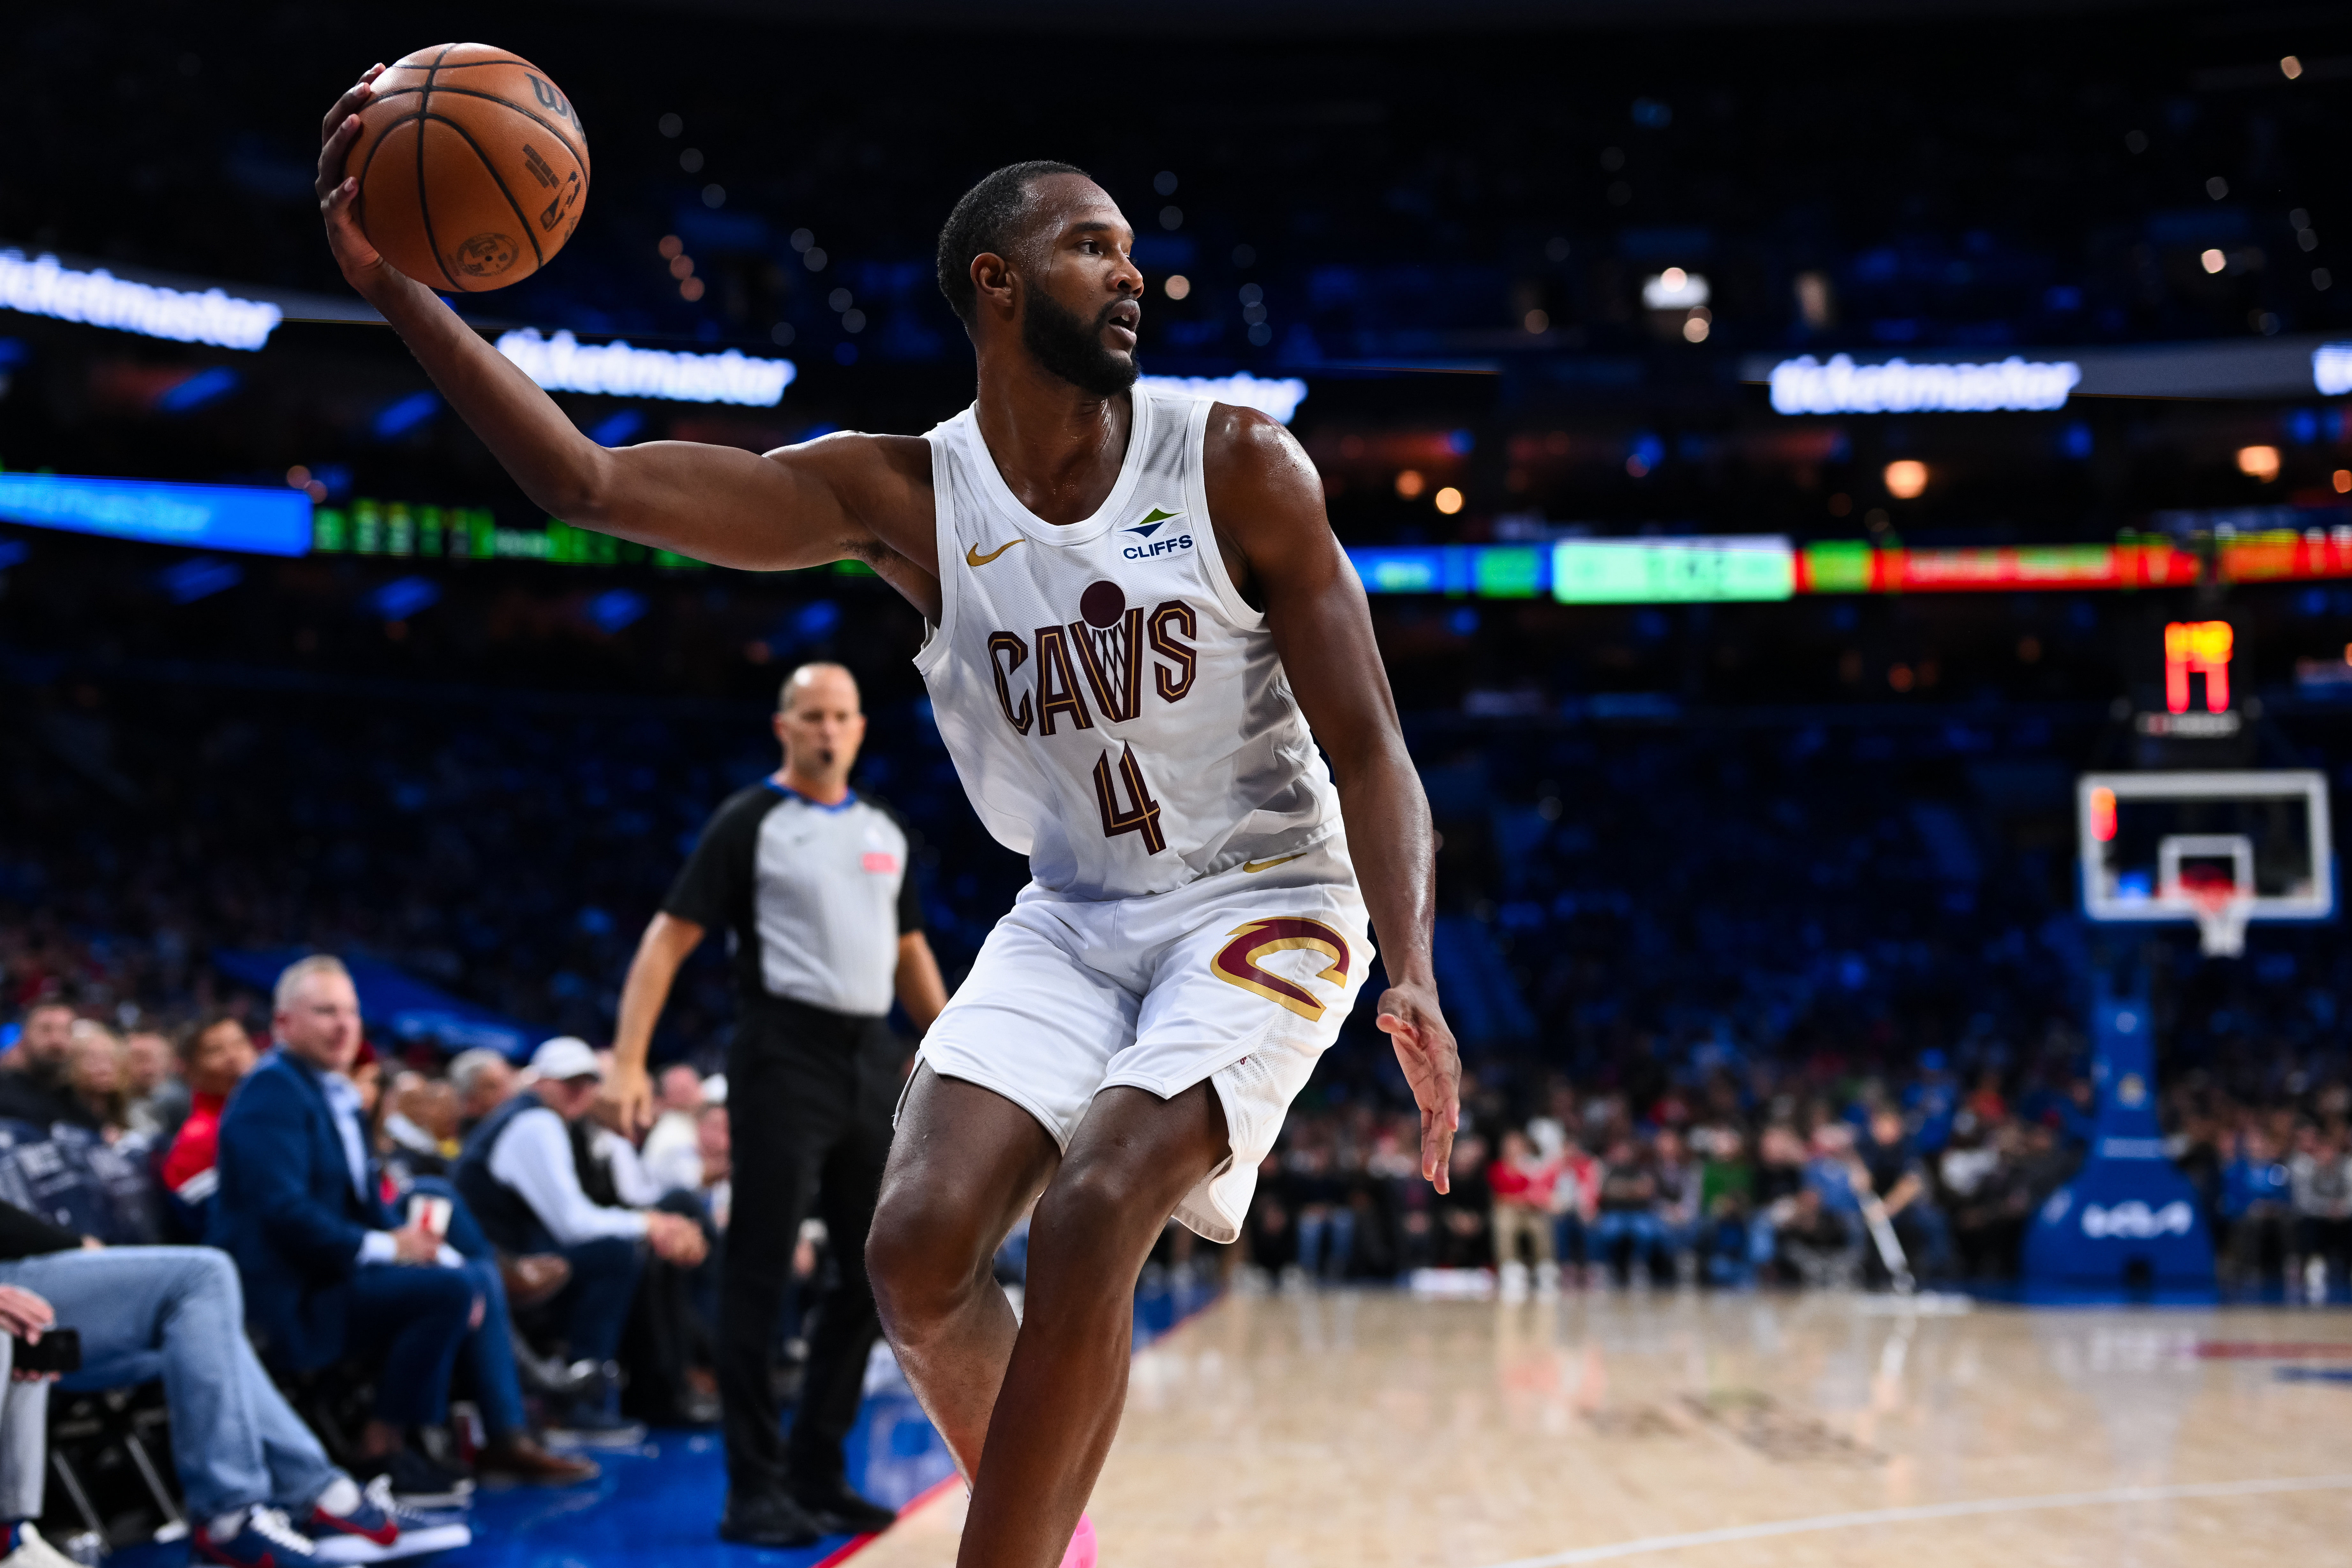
[113,1279,1219,1568]
[446,1381,953,1568]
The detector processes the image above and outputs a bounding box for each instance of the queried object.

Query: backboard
[2077,770,2334,954]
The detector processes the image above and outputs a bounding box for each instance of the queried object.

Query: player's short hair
[273,954,352,1016]
[935,160,1089,329]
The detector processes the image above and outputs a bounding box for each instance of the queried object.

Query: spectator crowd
[1235,1046,2352,1300]
[0,958,761,1567]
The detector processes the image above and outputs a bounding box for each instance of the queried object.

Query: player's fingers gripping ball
[344,43,590,291]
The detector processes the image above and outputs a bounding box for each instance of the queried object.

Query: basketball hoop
[2158,834,2256,957]
[2184,883,2253,956]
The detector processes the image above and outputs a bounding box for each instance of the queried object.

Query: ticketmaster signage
[0,471,311,555]
[1769,353,2081,414]
[0,250,284,351]
[495,328,797,406]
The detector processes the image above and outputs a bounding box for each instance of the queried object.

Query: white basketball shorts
[909,833,1373,1243]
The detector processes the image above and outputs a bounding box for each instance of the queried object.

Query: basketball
[343,43,590,292]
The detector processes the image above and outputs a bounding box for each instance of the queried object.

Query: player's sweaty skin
[315,92,1456,1563]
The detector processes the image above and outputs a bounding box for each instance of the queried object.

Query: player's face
[1018,176,1144,396]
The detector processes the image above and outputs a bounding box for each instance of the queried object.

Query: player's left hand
[1377,980,1461,1193]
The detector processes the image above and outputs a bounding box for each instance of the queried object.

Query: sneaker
[309,1476,474,1564]
[0,1524,82,1568]
[357,1447,474,1511]
[542,1404,647,1451]
[1059,1513,1097,1568]
[194,1507,320,1567]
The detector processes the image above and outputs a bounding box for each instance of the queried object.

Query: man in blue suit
[213,956,596,1498]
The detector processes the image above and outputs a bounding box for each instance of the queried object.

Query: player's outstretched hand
[1377,980,1461,1193]
[316,65,392,293]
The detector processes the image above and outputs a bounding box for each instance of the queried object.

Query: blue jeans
[405,1178,528,1438]
[0,1246,345,1520]
[1296,1208,1355,1282]
[546,1236,640,1364]
[1591,1211,1665,1275]
[346,1262,477,1429]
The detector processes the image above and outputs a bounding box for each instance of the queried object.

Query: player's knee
[867,1192,986,1327]
[1033,1156,1163,1250]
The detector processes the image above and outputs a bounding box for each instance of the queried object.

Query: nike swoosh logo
[1242,852,1307,873]
[966,538,1026,567]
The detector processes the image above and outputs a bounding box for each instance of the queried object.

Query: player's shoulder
[1201,400,1296,456]
[1201,401,1321,518]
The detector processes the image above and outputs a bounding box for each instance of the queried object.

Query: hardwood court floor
[855,1288,2352,1568]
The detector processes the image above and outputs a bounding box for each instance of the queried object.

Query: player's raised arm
[313,68,933,589]
[1204,405,1463,1192]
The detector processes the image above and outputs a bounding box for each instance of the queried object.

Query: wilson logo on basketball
[1210,918,1352,1022]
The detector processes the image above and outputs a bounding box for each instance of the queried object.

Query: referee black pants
[721,997,903,1495]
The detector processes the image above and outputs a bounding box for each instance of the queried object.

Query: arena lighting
[1884,459,1929,499]
[1640,268,1709,310]
[494,329,796,407]
[0,250,282,351]
[1134,372,1308,424]
[2237,445,2281,482]
[2315,344,2352,396]
[1769,353,2082,414]
[0,471,311,555]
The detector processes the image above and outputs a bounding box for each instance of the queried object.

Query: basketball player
[318,71,1458,1567]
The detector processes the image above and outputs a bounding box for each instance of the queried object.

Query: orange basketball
[344,43,590,292]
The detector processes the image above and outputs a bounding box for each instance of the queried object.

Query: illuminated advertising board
[0,471,311,556]
[1551,538,1795,603]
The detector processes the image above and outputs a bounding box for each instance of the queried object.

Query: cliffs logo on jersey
[1122,508,1194,561]
[1211,918,1352,1022]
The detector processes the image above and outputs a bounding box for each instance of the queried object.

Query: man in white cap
[450,1038,707,1445]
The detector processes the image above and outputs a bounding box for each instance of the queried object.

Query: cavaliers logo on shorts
[1210,917,1351,1022]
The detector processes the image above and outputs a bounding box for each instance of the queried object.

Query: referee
[610,662,947,1547]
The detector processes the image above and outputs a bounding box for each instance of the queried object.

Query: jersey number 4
[1092,744,1167,854]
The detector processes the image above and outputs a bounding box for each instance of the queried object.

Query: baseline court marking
[1477,1474,2352,1568]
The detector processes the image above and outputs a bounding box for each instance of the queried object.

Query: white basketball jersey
[913,386,1341,901]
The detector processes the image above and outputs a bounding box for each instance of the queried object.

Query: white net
[2186,887,2253,957]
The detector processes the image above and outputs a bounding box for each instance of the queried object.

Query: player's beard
[1022,291,1139,399]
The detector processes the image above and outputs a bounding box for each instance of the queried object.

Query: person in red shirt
[161,1016,260,1206]
[1487,1128,1559,1293]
